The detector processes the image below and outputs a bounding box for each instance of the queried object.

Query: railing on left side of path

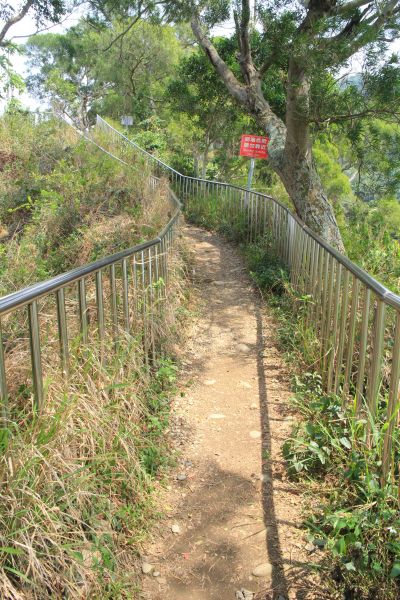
[0,123,181,422]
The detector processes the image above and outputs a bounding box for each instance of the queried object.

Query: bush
[241,232,400,599]
[0,114,165,295]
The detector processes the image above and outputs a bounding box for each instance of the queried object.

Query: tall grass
[0,236,190,598]
[0,113,191,598]
[0,337,178,598]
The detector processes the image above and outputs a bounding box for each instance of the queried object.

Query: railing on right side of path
[96,115,400,487]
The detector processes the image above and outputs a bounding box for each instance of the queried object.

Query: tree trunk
[245,76,345,252]
[190,17,345,251]
[201,143,210,179]
[193,153,200,178]
[280,148,345,251]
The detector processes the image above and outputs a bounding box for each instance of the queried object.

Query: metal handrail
[0,229,177,316]
[0,122,182,418]
[1,113,400,489]
[96,115,400,310]
[96,115,400,488]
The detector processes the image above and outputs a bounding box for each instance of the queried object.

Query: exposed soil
[141,226,331,600]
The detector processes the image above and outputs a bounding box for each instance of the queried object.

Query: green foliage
[131,121,169,155]
[244,233,289,294]
[340,120,400,202]
[0,113,155,295]
[139,359,178,476]
[283,373,400,599]
[343,198,400,293]
[0,0,70,97]
[249,240,400,598]
[27,19,182,127]
[185,190,249,241]
[166,41,252,179]
[314,137,354,205]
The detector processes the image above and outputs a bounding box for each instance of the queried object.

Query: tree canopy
[156,0,400,248]
[3,0,398,248]
[27,19,182,127]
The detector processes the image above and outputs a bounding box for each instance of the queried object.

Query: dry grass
[1,338,149,599]
[0,233,190,598]
[0,116,191,598]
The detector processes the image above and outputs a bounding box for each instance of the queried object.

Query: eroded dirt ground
[141,226,330,600]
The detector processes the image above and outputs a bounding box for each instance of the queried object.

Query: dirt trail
[142,226,327,600]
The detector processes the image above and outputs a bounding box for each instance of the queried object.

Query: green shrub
[240,232,400,599]
[0,114,162,295]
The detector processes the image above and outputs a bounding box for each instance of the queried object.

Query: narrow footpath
[142,226,328,600]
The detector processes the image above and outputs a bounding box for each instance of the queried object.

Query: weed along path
[142,226,327,600]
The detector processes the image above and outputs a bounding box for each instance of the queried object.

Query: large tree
[26,19,181,126]
[165,0,400,250]
[167,43,250,178]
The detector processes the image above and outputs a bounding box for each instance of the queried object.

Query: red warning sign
[239,134,269,159]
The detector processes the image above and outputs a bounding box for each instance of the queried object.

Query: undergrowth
[185,191,248,242]
[244,235,400,600]
[0,234,191,598]
[0,113,166,295]
[0,113,191,598]
[0,338,179,599]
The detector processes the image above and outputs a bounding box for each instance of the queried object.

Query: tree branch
[190,15,248,105]
[238,0,253,82]
[102,10,143,52]
[311,107,400,124]
[332,0,374,16]
[259,48,280,77]
[0,0,35,45]
[323,0,400,59]
[10,11,77,40]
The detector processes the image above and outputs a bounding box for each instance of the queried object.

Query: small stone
[249,431,261,439]
[177,473,187,481]
[305,542,316,553]
[171,523,181,534]
[235,590,254,600]
[209,413,226,419]
[213,280,225,286]
[141,562,153,574]
[239,381,253,389]
[184,460,193,467]
[237,343,250,353]
[204,379,216,385]
[252,562,273,577]
[153,571,160,577]
[250,403,258,410]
